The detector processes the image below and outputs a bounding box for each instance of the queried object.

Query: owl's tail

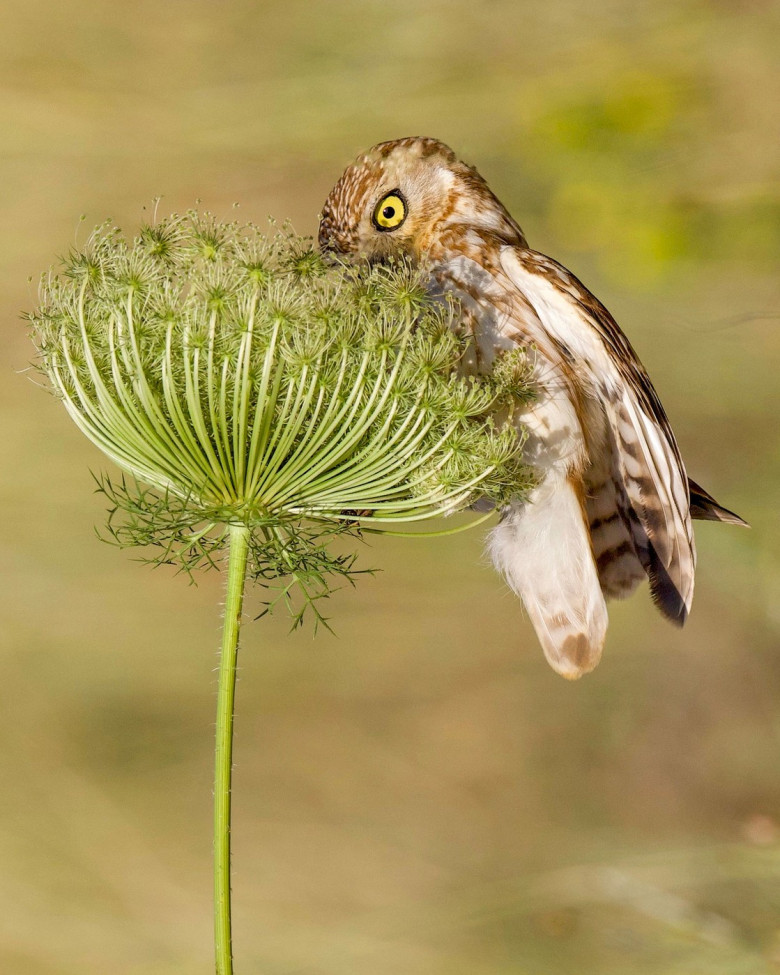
[488,475,607,679]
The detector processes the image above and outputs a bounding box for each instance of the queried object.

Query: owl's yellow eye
[372,191,407,231]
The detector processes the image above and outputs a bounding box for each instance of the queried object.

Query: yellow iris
[373,192,407,231]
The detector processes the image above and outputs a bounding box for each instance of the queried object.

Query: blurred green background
[1,1,778,972]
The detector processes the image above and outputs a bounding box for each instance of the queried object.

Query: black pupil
[382,205,396,219]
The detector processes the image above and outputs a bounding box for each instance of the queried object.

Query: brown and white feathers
[319,137,745,679]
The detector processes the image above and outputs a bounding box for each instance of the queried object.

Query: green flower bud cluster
[28,211,535,623]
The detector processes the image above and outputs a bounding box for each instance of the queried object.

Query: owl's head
[318,137,525,262]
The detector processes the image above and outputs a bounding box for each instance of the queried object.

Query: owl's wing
[500,246,695,624]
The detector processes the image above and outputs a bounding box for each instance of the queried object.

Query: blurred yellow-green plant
[27,210,534,974]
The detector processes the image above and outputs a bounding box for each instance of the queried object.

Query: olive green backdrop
[1,1,778,972]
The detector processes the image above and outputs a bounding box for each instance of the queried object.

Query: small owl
[319,137,745,679]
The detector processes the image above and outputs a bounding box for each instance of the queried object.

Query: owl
[318,137,745,679]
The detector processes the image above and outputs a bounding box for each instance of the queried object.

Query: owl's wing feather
[500,247,696,623]
[609,379,694,622]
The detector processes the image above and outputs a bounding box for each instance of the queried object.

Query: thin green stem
[214,523,250,975]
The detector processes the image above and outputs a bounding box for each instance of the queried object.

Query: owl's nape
[319,137,746,678]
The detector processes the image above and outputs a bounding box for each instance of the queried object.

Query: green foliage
[29,212,535,623]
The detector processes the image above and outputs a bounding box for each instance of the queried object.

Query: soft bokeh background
[1,1,778,972]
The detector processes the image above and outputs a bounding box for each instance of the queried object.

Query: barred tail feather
[688,478,748,526]
[489,476,608,680]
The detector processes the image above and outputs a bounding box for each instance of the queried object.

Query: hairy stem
[214,523,250,975]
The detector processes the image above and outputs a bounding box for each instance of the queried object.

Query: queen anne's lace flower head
[29,211,534,622]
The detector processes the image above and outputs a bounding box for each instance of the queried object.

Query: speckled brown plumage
[319,137,745,678]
